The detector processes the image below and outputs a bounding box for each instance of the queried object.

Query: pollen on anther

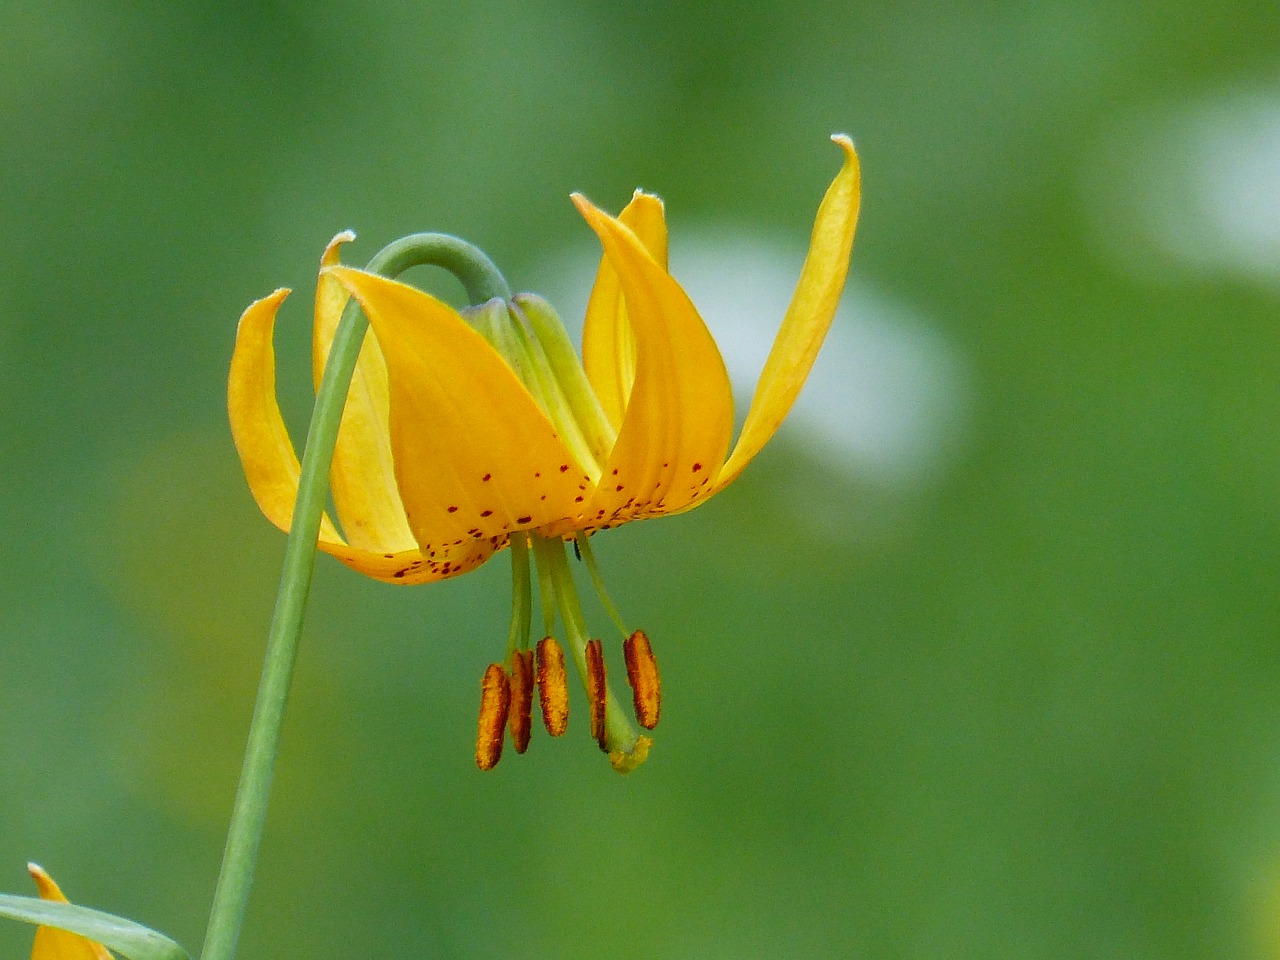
[509,649,534,754]
[585,638,608,752]
[624,630,661,729]
[475,663,511,771]
[535,637,569,736]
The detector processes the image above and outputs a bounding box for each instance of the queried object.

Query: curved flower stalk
[229,135,861,771]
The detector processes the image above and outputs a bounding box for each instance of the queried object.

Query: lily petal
[228,288,346,544]
[28,864,112,960]
[714,134,861,490]
[581,190,668,431]
[228,288,445,584]
[572,195,734,526]
[326,266,593,550]
[310,232,417,553]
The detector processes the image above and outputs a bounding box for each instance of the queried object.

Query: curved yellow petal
[572,195,734,528]
[310,232,417,554]
[325,266,592,551]
[228,288,343,544]
[228,288,441,584]
[323,538,503,584]
[581,190,668,431]
[28,864,112,960]
[715,135,861,490]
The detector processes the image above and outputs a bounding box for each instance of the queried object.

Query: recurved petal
[325,266,593,551]
[581,190,668,431]
[28,864,112,960]
[310,232,417,554]
[323,538,503,584]
[228,288,344,544]
[714,134,861,491]
[229,288,442,583]
[573,195,734,527]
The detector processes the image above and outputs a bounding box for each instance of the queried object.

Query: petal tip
[571,192,611,229]
[830,133,859,164]
[27,863,62,901]
[239,288,291,324]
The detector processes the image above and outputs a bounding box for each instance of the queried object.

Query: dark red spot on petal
[517,515,532,524]
[559,464,570,472]
[574,495,584,503]
[480,509,493,517]
[482,473,492,482]
[447,505,459,513]
[692,463,703,472]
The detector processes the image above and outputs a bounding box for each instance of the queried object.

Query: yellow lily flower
[229,136,860,769]
[27,865,112,960]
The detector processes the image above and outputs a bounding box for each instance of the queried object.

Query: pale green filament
[529,533,643,761]
[574,532,628,639]
[506,535,533,657]
[536,552,558,640]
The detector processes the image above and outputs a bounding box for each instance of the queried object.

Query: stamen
[584,638,608,752]
[530,532,648,772]
[475,663,511,770]
[623,630,661,729]
[535,636,569,736]
[509,648,534,753]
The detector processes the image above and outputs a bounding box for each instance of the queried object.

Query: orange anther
[509,648,534,754]
[585,638,608,752]
[475,663,511,770]
[535,636,569,736]
[623,630,661,729]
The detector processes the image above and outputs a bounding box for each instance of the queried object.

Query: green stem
[200,234,510,960]
[530,534,642,761]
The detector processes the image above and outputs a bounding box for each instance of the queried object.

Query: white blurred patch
[1087,88,1280,287]
[538,230,968,492]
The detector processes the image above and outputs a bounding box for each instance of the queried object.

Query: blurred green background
[4,1,1280,957]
